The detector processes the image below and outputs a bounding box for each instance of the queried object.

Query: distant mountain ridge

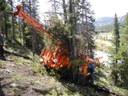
[95,17,113,26]
[94,16,125,32]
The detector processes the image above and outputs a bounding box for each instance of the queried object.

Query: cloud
[90,0,128,18]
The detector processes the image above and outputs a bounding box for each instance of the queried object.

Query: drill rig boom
[12,5,70,68]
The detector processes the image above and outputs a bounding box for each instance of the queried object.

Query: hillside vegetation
[0,40,128,96]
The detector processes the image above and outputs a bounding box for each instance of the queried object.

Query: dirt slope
[0,55,76,96]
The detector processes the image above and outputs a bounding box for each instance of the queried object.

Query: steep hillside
[0,42,128,96]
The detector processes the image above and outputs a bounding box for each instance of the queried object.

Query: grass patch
[112,86,128,96]
[10,87,23,94]
[30,61,47,75]
[11,73,23,81]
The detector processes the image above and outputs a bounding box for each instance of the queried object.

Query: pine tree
[28,0,38,56]
[113,14,120,54]
[10,0,15,40]
[118,13,128,87]
[111,14,120,85]
[0,0,11,38]
[76,0,95,57]
[42,0,95,58]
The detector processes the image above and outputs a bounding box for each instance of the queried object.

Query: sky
[38,0,128,19]
[13,0,128,19]
[90,0,128,19]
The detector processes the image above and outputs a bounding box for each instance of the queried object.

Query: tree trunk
[69,0,75,59]
[32,29,36,57]
[62,0,67,23]
[11,0,15,40]
[4,12,8,38]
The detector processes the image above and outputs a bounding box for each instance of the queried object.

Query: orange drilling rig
[13,5,70,68]
[12,5,94,76]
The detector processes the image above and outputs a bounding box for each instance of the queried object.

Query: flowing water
[94,50,111,66]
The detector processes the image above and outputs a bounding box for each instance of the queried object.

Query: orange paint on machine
[12,5,93,71]
[79,63,88,75]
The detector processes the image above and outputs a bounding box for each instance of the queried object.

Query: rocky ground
[0,54,79,96]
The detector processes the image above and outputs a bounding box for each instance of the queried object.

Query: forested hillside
[0,0,128,96]
[95,16,125,32]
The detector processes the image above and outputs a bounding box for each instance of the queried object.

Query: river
[94,50,111,67]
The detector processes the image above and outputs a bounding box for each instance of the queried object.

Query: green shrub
[70,58,84,69]
[31,61,47,75]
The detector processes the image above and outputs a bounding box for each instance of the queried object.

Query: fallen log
[4,50,31,59]
[90,84,125,96]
